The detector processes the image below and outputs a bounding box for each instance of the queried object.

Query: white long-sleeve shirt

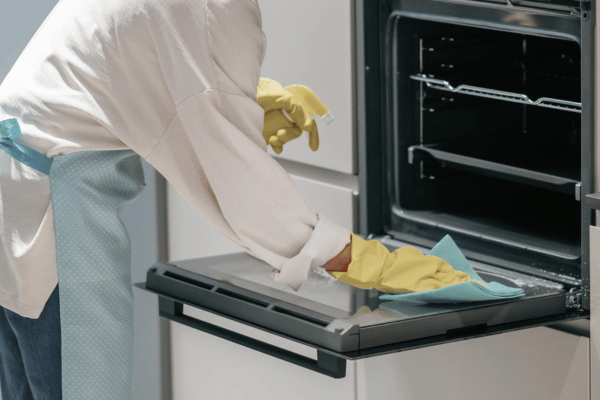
[0,0,350,319]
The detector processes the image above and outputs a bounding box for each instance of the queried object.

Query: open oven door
[134,223,591,379]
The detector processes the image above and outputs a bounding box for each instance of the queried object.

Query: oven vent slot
[215,288,269,308]
[411,74,581,113]
[164,271,214,291]
[271,306,330,327]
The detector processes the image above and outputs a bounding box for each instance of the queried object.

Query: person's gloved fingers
[257,78,289,112]
[285,105,319,150]
[260,94,295,114]
[284,102,316,134]
[432,269,472,286]
[259,84,322,152]
[283,106,319,151]
[378,247,470,292]
[284,85,329,152]
[384,269,469,292]
[432,257,474,284]
[272,145,284,154]
[264,110,295,133]
[329,237,389,290]
[308,122,319,151]
[268,134,284,148]
[284,85,331,118]
[277,127,302,144]
[471,279,489,288]
[267,128,300,150]
[263,110,297,148]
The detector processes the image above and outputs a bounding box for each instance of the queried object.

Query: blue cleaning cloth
[379,235,526,304]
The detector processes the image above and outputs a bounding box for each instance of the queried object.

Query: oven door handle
[157,296,347,379]
[587,193,600,211]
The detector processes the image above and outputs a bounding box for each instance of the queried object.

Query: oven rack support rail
[411,74,582,113]
[408,144,582,199]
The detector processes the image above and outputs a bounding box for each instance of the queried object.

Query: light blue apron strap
[0,118,53,175]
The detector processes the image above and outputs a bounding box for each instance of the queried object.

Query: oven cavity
[388,19,582,278]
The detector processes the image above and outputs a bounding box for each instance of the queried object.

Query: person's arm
[144,0,350,291]
[323,236,351,272]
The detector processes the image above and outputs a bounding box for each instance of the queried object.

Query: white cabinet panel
[258,0,355,175]
[167,175,357,400]
[166,174,356,261]
[357,326,589,400]
[291,175,356,232]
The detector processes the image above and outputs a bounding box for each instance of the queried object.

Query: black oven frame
[356,0,596,311]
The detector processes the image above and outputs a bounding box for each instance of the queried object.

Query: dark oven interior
[387,18,582,280]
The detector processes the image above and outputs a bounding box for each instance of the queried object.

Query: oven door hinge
[566,287,583,310]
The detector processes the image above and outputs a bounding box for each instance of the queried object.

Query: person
[0,0,473,399]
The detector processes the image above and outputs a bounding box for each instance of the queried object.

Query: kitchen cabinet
[258,0,356,175]
[167,1,358,394]
[167,174,357,400]
[356,326,589,400]
[166,172,357,260]
[170,306,356,400]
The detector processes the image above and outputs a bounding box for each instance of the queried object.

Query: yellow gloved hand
[257,77,332,154]
[327,233,481,294]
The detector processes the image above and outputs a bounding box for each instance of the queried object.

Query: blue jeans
[0,284,62,400]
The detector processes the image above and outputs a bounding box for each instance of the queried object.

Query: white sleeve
[145,0,350,290]
[147,90,349,290]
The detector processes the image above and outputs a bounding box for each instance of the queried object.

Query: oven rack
[411,74,581,113]
[408,142,581,199]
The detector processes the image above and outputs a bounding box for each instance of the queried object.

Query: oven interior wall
[389,18,582,279]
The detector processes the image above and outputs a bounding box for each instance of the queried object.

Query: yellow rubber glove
[327,233,485,293]
[257,77,333,154]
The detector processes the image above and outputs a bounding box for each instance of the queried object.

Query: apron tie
[0,118,52,175]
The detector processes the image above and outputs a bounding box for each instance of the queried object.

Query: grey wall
[0,2,59,82]
[0,2,169,399]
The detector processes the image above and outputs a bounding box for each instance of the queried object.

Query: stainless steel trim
[418,0,583,19]
[352,191,360,233]
[587,193,600,211]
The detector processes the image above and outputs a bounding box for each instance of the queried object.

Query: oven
[137,0,598,382]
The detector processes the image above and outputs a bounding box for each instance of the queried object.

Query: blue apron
[1,118,145,399]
